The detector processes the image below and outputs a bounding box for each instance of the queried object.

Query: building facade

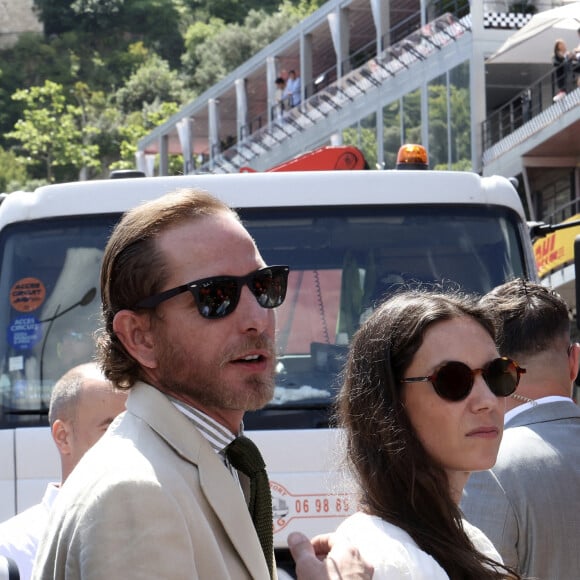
[0,0,42,48]
[137,0,580,310]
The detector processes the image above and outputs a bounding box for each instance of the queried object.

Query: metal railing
[482,62,579,159]
[339,1,470,82]
[199,13,470,173]
[538,198,580,227]
[202,4,471,170]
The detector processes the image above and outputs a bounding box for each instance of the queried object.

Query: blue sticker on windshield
[7,316,42,350]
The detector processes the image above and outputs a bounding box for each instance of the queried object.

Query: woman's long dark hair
[336,289,520,579]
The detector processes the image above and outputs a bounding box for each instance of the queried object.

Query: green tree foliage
[15,1,319,176]
[114,53,190,113]
[182,1,318,93]
[71,0,123,28]
[427,83,471,170]
[402,89,422,145]
[383,100,401,169]
[112,0,184,67]
[33,0,76,35]
[181,0,281,24]
[6,80,100,182]
[449,85,471,166]
[381,84,471,170]
[184,19,253,92]
[181,18,226,86]
[0,32,149,148]
[0,147,28,192]
[35,0,184,65]
[342,113,378,170]
[0,33,71,142]
[110,100,181,173]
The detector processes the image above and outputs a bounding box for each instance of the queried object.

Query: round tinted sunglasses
[133,265,289,319]
[400,357,526,402]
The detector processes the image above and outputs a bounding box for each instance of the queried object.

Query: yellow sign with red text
[533,214,580,278]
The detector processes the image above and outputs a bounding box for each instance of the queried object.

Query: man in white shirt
[0,363,127,580]
[284,70,301,107]
[462,279,580,580]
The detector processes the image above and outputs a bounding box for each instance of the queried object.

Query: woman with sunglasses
[334,289,522,579]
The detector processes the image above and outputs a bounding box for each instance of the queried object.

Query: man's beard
[154,334,276,412]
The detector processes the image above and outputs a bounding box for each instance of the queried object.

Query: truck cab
[0,168,537,566]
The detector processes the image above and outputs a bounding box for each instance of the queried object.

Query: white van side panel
[3,426,351,546]
[0,427,356,547]
[15,427,58,513]
[0,430,15,520]
[0,171,526,226]
[250,429,356,544]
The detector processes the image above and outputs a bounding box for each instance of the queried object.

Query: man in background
[462,278,580,579]
[274,76,286,119]
[284,70,301,107]
[0,363,127,580]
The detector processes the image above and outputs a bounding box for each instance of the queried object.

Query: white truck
[0,159,538,569]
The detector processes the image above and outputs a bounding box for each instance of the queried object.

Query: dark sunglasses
[400,357,526,402]
[134,265,289,319]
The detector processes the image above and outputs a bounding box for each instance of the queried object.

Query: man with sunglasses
[33,188,370,580]
[461,278,580,580]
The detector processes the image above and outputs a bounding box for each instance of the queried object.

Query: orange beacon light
[396,144,429,170]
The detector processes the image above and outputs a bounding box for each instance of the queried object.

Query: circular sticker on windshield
[7,315,42,350]
[10,277,47,312]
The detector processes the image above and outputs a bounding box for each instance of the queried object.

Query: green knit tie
[226,436,274,579]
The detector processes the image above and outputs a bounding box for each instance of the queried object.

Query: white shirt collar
[504,395,573,424]
[169,396,240,453]
[41,482,61,511]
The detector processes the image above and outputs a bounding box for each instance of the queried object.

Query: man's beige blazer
[33,382,273,580]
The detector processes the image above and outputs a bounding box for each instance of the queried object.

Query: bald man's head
[50,363,127,482]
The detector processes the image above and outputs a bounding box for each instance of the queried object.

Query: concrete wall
[0,0,43,48]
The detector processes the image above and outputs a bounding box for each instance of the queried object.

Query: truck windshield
[0,204,526,429]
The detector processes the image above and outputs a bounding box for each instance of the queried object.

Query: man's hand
[288,531,373,579]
